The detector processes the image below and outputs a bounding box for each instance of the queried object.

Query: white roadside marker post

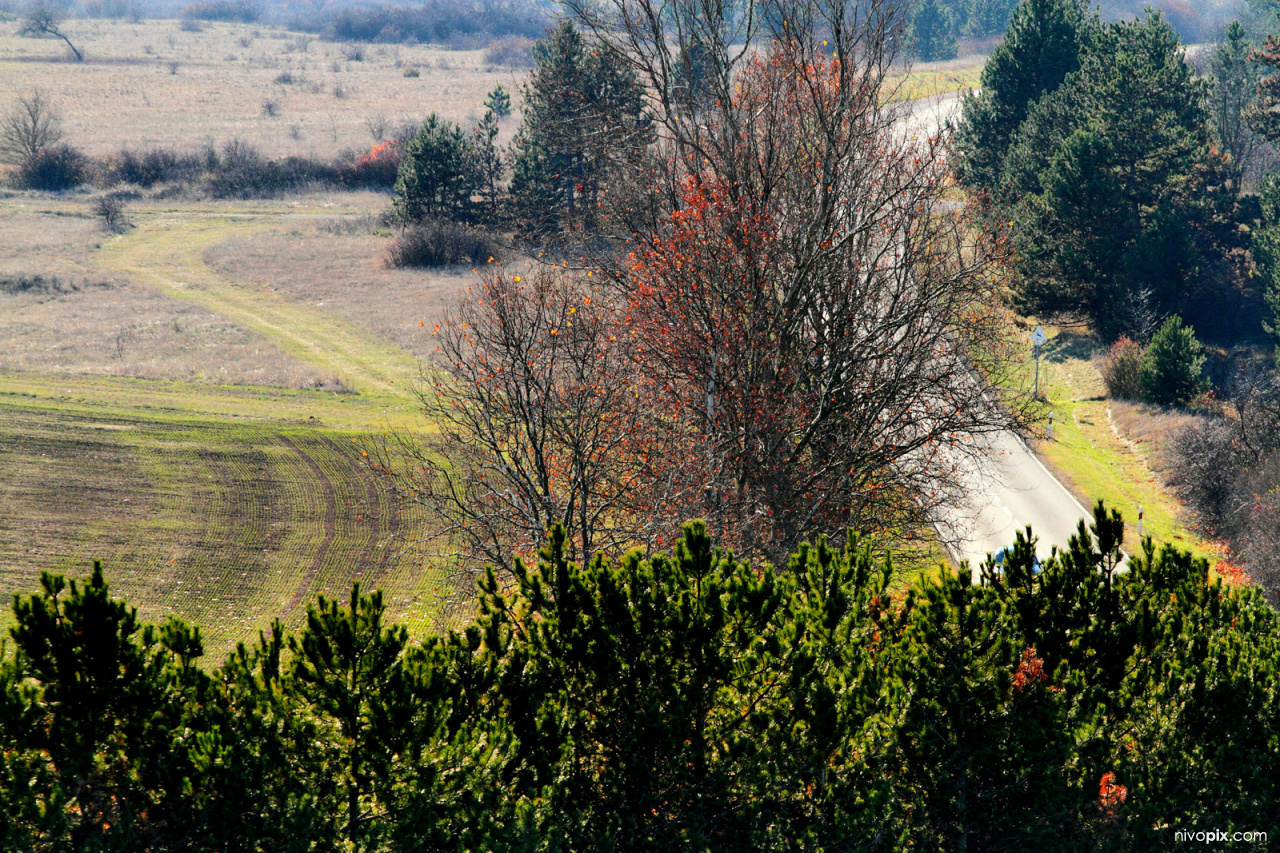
[1137,505,1144,539]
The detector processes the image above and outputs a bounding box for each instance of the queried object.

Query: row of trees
[3,507,1277,850]
[382,0,1036,574]
[911,0,1019,61]
[953,1,1257,343]
[388,19,650,243]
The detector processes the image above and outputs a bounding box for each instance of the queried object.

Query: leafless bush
[0,89,64,165]
[385,220,500,268]
[482,35,534,68]
[365,114,390,143]
[1167,364,1280,602]
[373,267,667,573]
[92,192,132,232]
[1168,417,1247,534]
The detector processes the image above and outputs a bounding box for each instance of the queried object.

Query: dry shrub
[1102,336,1143,399]
[338,140,403,189]
[12,145,88,191]
[386,220,499,268]
[482,35,534,68]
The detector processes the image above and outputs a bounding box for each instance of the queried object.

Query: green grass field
[0,188,463,659]
[0,394,449,657]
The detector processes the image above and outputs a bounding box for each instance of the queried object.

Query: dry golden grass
[1106,398,1202,478]
[201,218,467,359]
[0,18,527,158]
[0,190,476,391]
[0,195,320,386]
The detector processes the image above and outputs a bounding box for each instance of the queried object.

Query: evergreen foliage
[391,113,477,224]
[1138,315,1209,406]
[908,0,1020,62]
[1209,20,1263,190]
[910,0,957,62]
[508,20,649,239]
[952,0,1095,193]
[471,109,504,222]
[3,504,1280,848]
[1253,173,1280,342]
[484,84,512,119]
[961,8,1245,341]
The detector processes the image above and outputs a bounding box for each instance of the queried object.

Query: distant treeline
[308,0,545,46]
[9,138,404,197]
[45,0,550,47]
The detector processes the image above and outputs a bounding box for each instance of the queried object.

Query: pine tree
[1138,315,1209,406]
[471,109,504,223]
[1209,20,1262,190]
[508,20,649,239]
[961,0,1019,39]
[911,0,958,62]
[1003,11,1237,340]
[484,84,512,119]
[392,113,477,224]
[952,0,1095,193]
[288,585,415,849]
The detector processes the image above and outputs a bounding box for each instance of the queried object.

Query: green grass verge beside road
[1029,328,1221,566]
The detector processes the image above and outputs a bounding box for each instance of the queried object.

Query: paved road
[898,90,1098,574]
[934,431,1095,578]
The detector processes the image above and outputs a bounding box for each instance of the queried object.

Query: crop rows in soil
[0,399,438,659]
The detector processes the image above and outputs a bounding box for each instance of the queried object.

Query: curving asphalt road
[902,90,1097,576]
[934,431,1095,579]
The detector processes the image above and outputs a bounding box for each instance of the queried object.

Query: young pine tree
[484,84,512,119]
[392,113,478,225]
[1138,315,1209,406]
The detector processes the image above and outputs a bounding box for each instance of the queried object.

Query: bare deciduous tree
[391,0,1037,576]
[0,89,65,165]
[375,267,684,580]
[563,0,1035,558]
[19,0,83,62]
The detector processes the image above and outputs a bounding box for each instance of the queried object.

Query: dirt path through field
[94,215,420,401]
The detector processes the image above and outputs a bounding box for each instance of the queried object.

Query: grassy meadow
[0,17,530,157]
[0,189,468,656]
[0,12,518,654]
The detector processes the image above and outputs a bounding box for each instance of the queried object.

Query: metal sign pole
[1030,326,1048,399]
[1034,344,1040,396]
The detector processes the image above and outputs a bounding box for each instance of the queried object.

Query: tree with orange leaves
[558,0,1035,561]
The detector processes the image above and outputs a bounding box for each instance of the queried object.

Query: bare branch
[0,89,65,165]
